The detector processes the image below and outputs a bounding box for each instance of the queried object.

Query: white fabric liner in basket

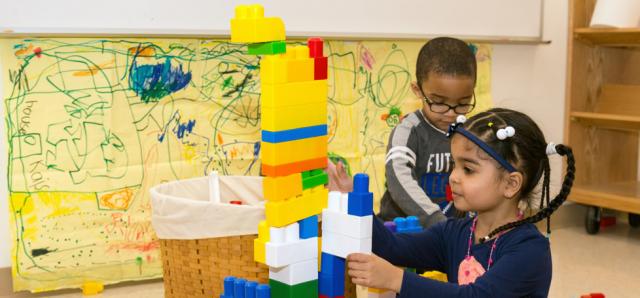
[150,175,265,239]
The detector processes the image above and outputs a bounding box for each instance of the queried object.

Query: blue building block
[221,276,236,298]
[298,215,318,239]
[319,253,345,297]
[394,216,423,234]
[222,276,271,298]
[262,124,327,143]
[256,284,271,298]
[234,278,247,298]
[347,173,373,216]
[245,281,257,298]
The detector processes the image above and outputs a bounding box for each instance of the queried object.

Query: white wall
[0,0,569,268]
[492,0,568,194]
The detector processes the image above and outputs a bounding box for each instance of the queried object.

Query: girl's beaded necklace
[466,212,524,270]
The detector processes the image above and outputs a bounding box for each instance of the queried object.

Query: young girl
[347,108,574,297]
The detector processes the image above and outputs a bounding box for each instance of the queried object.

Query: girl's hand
[347,253,404,292]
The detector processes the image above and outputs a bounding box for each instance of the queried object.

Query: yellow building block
[230,4,285,43]
[254,238,266,264]
[263,173,303,201]
[82,282,104,296]
[422,270,448,282]
[254,220,269,264]
[265,186,328,227]
[261,102,327,131]
[261,79,327,108]
[258,220,270,242]
[261,46,314,84]
[261,136,327,166]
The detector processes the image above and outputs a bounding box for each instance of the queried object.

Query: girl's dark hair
[461,108,575,241]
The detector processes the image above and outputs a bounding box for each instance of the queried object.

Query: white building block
[321,230,371,259]
[322,209,372,239]
[328,191,341,211]
[340,192,349,213]
[269,259,318,285]
[266,237,318,268]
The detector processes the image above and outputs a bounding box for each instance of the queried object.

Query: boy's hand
[326,159,353,192]
[347,253,404,293]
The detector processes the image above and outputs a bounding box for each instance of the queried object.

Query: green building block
[269,279,318,298]
[247,41,286,55]
[302,169,328,190]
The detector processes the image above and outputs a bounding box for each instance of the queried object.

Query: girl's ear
[503,171,524,199]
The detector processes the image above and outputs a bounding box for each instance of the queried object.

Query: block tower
[230,4,330,298]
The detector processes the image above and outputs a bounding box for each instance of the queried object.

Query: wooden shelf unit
[565,0,640,218]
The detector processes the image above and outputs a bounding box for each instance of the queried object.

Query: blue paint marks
[176,119,196,139]
[129,58,192,103]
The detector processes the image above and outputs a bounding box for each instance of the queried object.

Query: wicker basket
[160,235,269,298]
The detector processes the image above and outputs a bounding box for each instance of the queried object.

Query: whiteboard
[1,0,543,41]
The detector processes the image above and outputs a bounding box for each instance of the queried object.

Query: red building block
[314,56,328,80]
[308,37,324,58]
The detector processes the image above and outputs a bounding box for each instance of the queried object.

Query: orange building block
[261,136,328,166]
[262,157,327,177]
[263,173,303,201]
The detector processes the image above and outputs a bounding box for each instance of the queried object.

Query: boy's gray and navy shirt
[379,109,451,228]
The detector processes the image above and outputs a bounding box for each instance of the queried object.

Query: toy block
[319,272,345,297]
[394,216,423,234]
[81,282,104,296]
[422,271,448,283]
[347,173,373,217]
[269,279,318,298]
[340,193,349,213]
[367,288,395,298]
[383,221,397,233]
[260,79,327,108]
[327,191,341,211]
[221,276,236,298]
[221,276,270,298]
[260,46,314,83]
[269,259,318,285]
[302,169,329,190]
[308,38,324,58]
[234,278,247,298]
[320,252,345,275]
[247,41,286,55]
[299,215,319,239]
[266,237,317,268]
[263,173,302,201]
[322,230,371,259]
[319,296,344,298]
[265,186,328,227]
[314,56,328,80]
[254,238,266,264]
[254,221,270,264]
[319,252,345,297]
[261,101,327,132]
[245,281,258,298]
[261,135,327,166]
[230,4,285,43]
[322,209,372,239]
[262,124,327,143]
[256,284,271,298]
[262,156,327,177]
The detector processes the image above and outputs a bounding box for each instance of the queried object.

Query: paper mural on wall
[1,38,491,291]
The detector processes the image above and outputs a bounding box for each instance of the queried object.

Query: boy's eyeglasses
[420,88,476,114]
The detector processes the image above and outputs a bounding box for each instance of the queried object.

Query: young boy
[328,37,477,228]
